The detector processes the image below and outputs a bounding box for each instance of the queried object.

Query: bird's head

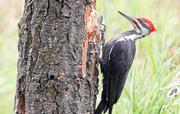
[118,11,156,37]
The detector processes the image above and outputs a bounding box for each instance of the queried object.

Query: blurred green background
[0,0,23,113]
[0,0,179,114]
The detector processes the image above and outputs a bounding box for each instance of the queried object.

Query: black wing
[108,40,136,113]
[96,39,136,114]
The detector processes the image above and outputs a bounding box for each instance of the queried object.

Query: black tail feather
[108,105,113,114]
[94,100,107,114]
[103,103,113,114]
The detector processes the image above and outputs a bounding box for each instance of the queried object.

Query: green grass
[0,0,179,114]
[96,0,180,114]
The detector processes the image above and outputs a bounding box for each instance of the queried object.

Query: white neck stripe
[116,34,142,42]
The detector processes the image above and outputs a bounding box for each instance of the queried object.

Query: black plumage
[95,35,136,114]
[94,11,156,114]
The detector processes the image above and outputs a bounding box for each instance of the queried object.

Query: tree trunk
[14,0,104,114]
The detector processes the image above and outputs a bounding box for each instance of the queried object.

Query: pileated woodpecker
[95,11,156,114]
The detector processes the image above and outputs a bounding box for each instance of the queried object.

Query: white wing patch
[108,33,141,60]
[108,38,125,60]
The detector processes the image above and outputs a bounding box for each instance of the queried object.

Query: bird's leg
[98,58,103,65]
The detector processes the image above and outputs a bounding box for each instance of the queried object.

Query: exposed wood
[82,3,102,78]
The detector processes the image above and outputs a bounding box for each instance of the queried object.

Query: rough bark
[14,0,104,114]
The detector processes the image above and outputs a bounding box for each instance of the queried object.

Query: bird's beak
[118,11,138,28]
